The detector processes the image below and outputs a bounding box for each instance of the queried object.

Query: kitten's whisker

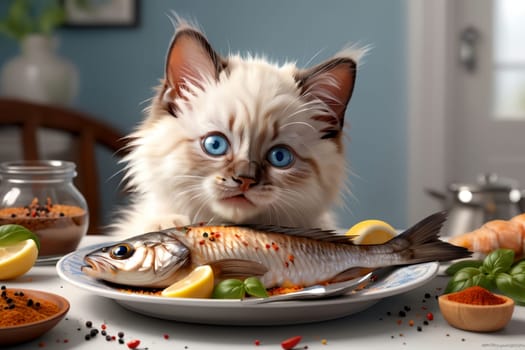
[280,121,317,133]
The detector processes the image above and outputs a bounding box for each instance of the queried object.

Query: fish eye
[267,146,294,168]
[110,243,135,260]
[202,133,229,156]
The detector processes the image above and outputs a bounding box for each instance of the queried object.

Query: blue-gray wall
[0,0,408,230]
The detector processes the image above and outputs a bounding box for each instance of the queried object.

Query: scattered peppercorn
[398,310,406,317]
[86,321,93,328]
[127,339,141,349]
[417,326,422,332]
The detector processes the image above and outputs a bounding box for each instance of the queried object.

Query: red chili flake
[242,241,249,247]
[254,339,261,346]
[38,341,46,348]
[112,336,116,340]
[101,324,107,330]
[199,240,205,245]
[408,320,414,327]
[288,254,295,263]
[396,319,402,325]
[127,339,141,349]
[281,336,302,350]
[284,262,289,268]
[163,334,169,340]
[213,232,221,238]
[265,244,271,249]
[426,312,434,321]
[235,234,241,239]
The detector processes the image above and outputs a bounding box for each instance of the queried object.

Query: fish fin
[388,211,472,263]
[330,267,375,283]
[211,259,268,279]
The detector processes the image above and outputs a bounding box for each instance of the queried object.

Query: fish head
[82,232,191,288]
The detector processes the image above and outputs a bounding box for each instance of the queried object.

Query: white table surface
[5,235,525,350]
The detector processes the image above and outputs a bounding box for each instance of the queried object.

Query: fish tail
[389,211,471,263]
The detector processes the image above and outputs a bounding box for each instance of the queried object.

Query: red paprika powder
[447,286,505,305]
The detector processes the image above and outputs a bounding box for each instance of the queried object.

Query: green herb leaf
[495,272,525,303]
[445,260,483,276]
[509,260,525,289]
[445,267,491,293]
[243,277,268,298]
[481,249,514,274]
[0,224,40,251]
[212,279,245,299]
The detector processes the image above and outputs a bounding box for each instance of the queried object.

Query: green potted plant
[0,0,65,42]
[0,0,78,106]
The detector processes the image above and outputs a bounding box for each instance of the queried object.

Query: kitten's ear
[296,56,357,138]
[161,26,226,116]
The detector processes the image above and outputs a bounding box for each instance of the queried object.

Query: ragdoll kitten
[112,19,363,237]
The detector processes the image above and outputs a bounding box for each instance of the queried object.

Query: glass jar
[0,160,89,259]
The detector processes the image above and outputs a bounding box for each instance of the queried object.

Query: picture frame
[62,0,139,28]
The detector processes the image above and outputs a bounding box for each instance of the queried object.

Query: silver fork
[242,272,373,304]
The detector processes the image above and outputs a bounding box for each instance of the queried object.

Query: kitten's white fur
[111,19,363,237]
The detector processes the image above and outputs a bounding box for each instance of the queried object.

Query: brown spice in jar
[0,286,60,327]
[0,198,87,257]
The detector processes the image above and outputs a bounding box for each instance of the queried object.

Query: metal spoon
[242,272,373,304]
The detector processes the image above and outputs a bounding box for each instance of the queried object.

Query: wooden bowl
[438,292,514,332]
[0,289,70,346]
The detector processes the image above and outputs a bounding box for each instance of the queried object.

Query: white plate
[57,243,439,326]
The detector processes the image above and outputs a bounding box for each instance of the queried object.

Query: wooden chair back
[0,97,128,234]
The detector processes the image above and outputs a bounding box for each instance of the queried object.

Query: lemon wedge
[0,239,39,280]
[346,219,396,245]
[161,265,214,298]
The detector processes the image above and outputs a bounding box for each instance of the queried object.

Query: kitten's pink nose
[232,176,257,192]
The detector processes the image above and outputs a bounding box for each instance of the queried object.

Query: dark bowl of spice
[0,286,70,346]
[438,286,515,332]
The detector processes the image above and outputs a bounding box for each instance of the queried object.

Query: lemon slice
[161,265,214,298]
[0,239,39,280]
[346,219,396,245]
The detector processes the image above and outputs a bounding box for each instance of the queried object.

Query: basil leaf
[212,279,245,299]
[495,273,525,303]
[509,261,525,289]
[482,249,514,274]
[445,260,483,276]
[445,267,484,293]
[0,224,40,251]
[243,277,268,298]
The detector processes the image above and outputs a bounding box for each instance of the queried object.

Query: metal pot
[427,173,525,238]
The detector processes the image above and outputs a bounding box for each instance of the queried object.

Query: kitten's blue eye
[267,146,294,168]
[202,134,229,156]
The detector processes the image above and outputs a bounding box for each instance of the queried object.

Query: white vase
[0,34,79,106]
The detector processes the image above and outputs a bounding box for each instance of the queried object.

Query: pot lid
[448,173,520,193]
